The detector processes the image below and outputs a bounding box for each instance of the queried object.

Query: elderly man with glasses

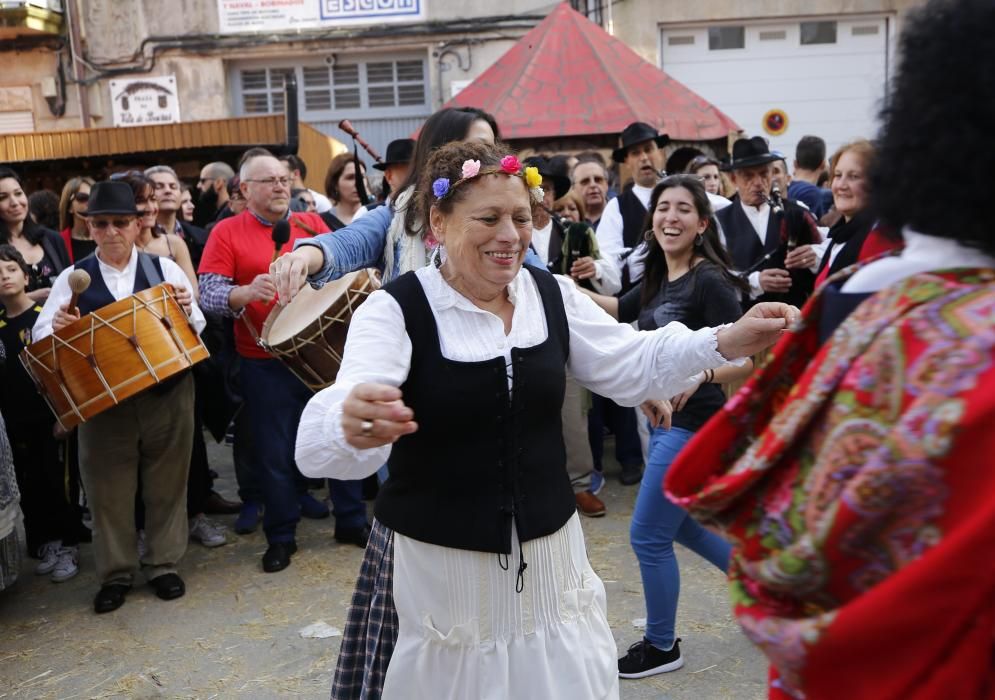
[33,180,206,614]
[198,153,369,573]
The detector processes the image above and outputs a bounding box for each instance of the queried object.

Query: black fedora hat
[722,136,780,171]
[523,155,571,200]
[84,181,140,217]
[611,122,670,163]
[373,138,415,171]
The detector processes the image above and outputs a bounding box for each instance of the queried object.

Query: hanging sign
[110,76,181,127]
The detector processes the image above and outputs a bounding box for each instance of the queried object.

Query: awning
[0,115,293,163]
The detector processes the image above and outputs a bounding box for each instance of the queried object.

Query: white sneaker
[51,546,79,582]
[137,530,147,559]
[35,540,62,575]
[189,514,227,548]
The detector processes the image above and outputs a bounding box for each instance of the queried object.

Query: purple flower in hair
[432,178,450,199]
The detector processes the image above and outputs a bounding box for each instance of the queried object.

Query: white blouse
[843,228,995,293]
[295,264,734,482]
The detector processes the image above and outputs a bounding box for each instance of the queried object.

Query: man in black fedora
[715,136,822,309]
[33,181,206,614]
[373,138,415,203]
[597,121,669,294]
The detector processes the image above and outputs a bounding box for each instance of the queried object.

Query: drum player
[33,180,206,614]
[198,153,369,575]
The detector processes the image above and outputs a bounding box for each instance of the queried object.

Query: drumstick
[271,219,291,263]
[66,269,91,316]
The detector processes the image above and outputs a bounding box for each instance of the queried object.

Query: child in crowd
[0,244,79,581]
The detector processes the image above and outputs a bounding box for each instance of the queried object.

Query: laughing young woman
[580,174,754,679]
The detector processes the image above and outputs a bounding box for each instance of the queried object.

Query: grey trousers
[79,373,194,586]
[563,372,594,493]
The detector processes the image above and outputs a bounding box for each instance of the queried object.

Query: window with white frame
[240,68,294,114]
[232,56,428,119]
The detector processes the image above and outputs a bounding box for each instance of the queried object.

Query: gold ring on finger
[360,420,374,437]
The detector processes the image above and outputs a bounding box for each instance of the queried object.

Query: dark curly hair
[415,141,539,239]
[871,0,995,255]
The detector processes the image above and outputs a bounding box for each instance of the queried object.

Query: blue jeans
[241,358,367,543]
[630,426,731,650]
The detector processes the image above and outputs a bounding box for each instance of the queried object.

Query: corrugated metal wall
[309,116,428,166]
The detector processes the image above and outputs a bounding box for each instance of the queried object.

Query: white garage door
[660,17,892,158]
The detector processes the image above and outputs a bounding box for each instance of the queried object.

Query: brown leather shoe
[575,491,606,518]
[203,491,242,515]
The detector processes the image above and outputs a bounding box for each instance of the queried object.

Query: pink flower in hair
[461,159,481,179]
[499,155,521,174]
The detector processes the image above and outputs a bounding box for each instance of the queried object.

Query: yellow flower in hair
[524,166,543,189]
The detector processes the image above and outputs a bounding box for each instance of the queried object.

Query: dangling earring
[694,233,704,247]
[643,229,654,242]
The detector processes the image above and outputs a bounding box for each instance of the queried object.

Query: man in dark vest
[588,122,669,488]
[716,136,822,310]
[33,181,206,614]
[597,121,669,294]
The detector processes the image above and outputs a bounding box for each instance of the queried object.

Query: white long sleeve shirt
[295,264,739,482]
[33,246,206,340]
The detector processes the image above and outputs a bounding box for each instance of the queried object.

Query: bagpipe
[738,183,819,276]
[338,119,383,207]
[546,207,601,291]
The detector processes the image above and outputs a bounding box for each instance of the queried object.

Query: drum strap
[241,310,266,349]
[138,252,164,287]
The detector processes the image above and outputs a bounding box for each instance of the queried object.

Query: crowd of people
[0,0,992,697]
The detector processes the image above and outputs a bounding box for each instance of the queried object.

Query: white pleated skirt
[382,513,619,700]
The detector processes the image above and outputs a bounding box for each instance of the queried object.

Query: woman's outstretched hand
[715,302,801,360]
[342,382,418,449]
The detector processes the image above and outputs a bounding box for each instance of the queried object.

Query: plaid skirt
[0,528,21,593]
[331,518,398,700]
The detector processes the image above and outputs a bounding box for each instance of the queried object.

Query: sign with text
[218,0,424,34]
[109,76,181,127]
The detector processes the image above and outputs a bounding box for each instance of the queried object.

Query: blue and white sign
[218,0,423,34]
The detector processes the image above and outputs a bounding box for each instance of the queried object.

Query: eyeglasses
[229,192,245,201]
[89,217,136,230]
[244,177,291,188]
[72,192,90,203]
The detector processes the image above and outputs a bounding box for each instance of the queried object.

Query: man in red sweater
[198,153,368,572]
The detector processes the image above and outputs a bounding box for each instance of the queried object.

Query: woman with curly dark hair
[296,141,795,699]
[0,167,69,302]
[664,1,995,697]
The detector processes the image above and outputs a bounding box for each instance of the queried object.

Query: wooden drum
[261,269,380,391]
[20,283,209,430]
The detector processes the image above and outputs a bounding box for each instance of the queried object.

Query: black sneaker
[618,637,684,678]
[619,462,643,486]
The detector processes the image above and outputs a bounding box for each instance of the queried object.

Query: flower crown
[432,155,544,205]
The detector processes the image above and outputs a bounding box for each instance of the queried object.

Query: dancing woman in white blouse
[295,141,798,700]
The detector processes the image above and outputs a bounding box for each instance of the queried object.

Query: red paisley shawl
[665,266,995,700]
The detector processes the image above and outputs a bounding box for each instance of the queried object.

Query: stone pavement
[0,439,766,699]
